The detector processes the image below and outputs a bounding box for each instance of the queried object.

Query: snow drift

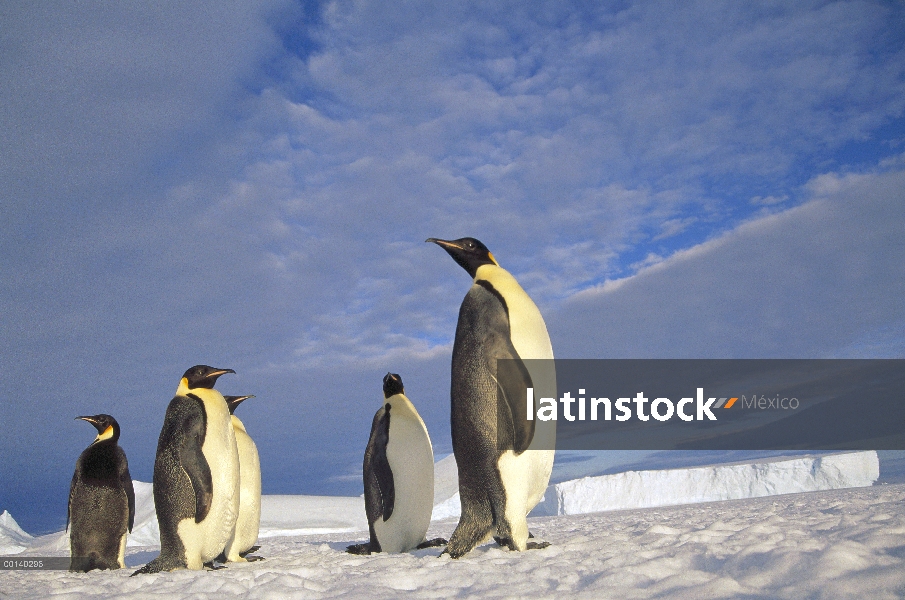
[533,451,879,516]
[0,510,32,554]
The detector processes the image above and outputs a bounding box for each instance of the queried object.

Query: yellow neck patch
[176,377,190,397]
[95,425,115,443]
[488,251,499,266]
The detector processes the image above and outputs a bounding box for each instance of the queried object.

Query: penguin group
[66,236,553,572]
[67,365,262,573]
[132,365,261,574]
[345,237,555,558]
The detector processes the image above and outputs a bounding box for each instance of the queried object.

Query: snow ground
[2,484,904,599]
[0,452,896,598]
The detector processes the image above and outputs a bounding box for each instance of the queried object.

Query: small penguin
[220,395,263,563]
[132,365,239,575]
[68,414,135,572]
[346,373,446,555]
[427,237,556,558]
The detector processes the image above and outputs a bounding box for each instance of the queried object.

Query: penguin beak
[207,368,236,379]
[230,395,254,407]
[75,416,97,426]
[199,368,236,386]
[425,238,461,251]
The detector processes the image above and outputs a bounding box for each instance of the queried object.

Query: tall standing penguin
[220,395,263,563]
[427,237,556,558]
[346,373,445,555]
[132,365,239,574]
[68,414,135,572]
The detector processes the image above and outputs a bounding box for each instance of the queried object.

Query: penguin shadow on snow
[331,540,447,557]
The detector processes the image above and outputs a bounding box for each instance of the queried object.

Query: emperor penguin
[132,365,240,575]
[426,237,556,558]
[346,373,446,554]
[219,395,263,563]
[68,414,135,572]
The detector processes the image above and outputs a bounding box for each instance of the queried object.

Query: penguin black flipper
[469,281,536,454]
[179,394,214,523]
[493,339,535,454]
[119,447,136,533]
[363,403,394,523]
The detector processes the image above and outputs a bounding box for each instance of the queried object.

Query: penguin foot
[444,527,494,558]
[493,535,548,551]
[205,563,228,570]
[415,538,448,549]
[492,535,520,549]
[244,555,265,562]
[346,543,373,555]
[131,556,183,576]
[441,538,478,559]
[239,546,261,557]
[526,541,551,550]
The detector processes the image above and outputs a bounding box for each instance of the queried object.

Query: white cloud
[550,167,905,359]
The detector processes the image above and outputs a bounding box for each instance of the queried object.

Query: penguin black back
[68,414,135,572]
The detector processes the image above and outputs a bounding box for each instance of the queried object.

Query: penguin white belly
[478,265,556,548]
[372,410,434,553]
[117,532,127,569]
[224,422,261,561]
[177,395,240,567]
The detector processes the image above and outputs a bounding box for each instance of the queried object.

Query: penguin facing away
[346,373,446,555]
[68,414,135,572]
[132,365,239,575]
[426,237,556,559]
[219,395,263,563]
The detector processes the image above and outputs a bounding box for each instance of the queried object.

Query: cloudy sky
[2,0,904,533]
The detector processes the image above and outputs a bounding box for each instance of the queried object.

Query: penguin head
[180,365,235,390]
[76,414,120,445]
[224,394,254,415]
[426,237,499,278]
[383,372,404,399]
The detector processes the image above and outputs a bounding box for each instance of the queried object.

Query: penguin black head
[224,395,254,415]
[426,237,499,278]
[383,372,404,398]
[181,365,236,390]
[76,414,120,445]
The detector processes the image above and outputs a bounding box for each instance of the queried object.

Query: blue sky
[1,0,904,534]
